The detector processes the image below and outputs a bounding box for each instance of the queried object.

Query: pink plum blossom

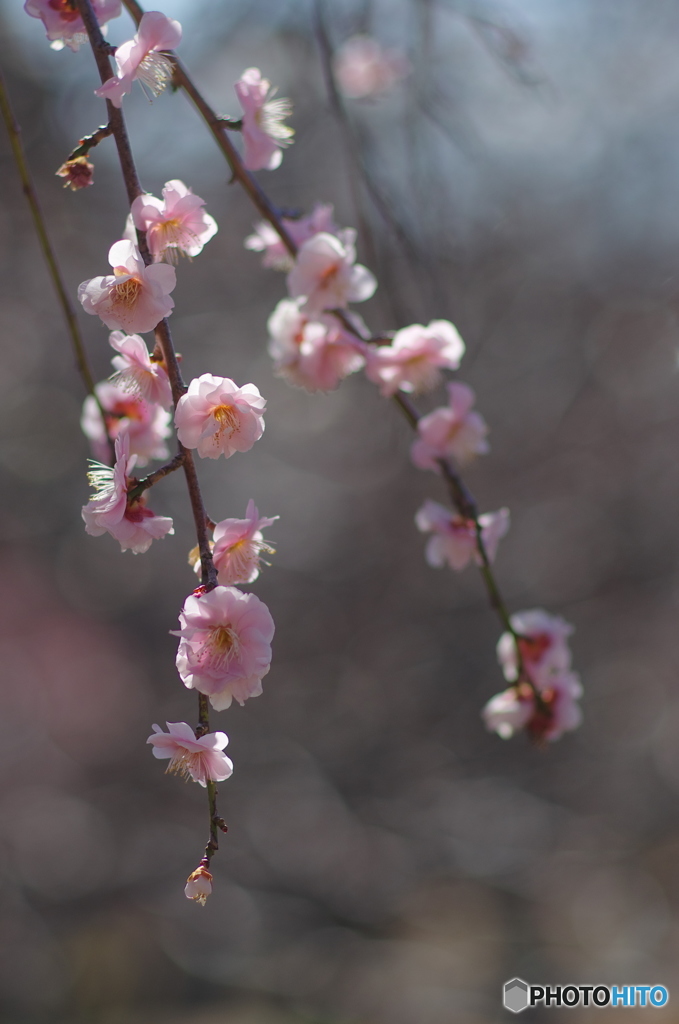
[147,722,233,786]
[415,501,509,571]
[235,68,294,171]
[108,331,173,409]
[24,0,121,52]
[333,35,411,99]
[483,673,582,743]
[287,231,377,315]
[78,239,176,334]
[174,586,275,711]
[497,609,574,689]
[267,298,366,391]
[185,864,212,905]
[482,686,534,740]
[410,382,489,470]
[81,379,171,467]
[245,204,340,271]
[94,11,181,107]
[82,434,173,553]
[191,500,278,586]
[366,320,465,396]
[131,180,217,263]
[174,374,266,460]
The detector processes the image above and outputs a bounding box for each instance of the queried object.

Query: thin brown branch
[65,122,113,161]
[0,61,114,462]
[126,449,185,501]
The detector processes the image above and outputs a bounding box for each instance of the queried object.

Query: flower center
[112,276,142,309]
[48,0,80,21]
[518,633,552,666]
[137,51,174,97]
[148,218,188,261]
[201,624,240,671]
[212,404,239,437]
[167,749,203,781]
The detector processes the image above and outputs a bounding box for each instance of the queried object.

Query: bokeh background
[2,0,679,1021]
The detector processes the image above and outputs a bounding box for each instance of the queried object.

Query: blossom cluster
[483,611,582,743]
[246,185,584,746]
[29,0,584,910]
[27,6,297,906]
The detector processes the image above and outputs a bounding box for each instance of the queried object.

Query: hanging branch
[0,61,114,461]
[75,0,221,866]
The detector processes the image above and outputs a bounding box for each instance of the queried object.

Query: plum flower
[366,320,465,396]
[267,298,366,392]
[56,156,94,191]
[131,180,217,263]
[94,11,181,107]
[108,332,173,409]
[334,35,411,99]
[287,232,377,315]
[185,864,212,905]
[415,501,509,571]
[81,379,171,467]
[483,674,583,743]
[235,67,294,171]
[78,239,176,334]
[175,374,266,460]
[497,609,574,690]
[484,608,581,743]
[147,722,233,786]
[245,204,340,271]
[410,382,489,470]
[82,434,173,554]
[24,0,121,52]
[174,586,275,711]
[190,500,278,586]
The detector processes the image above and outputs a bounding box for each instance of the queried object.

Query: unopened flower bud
[56,156,94,191]
[184,864,212,905]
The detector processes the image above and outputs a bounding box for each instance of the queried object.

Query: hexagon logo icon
[504,978,529,1013]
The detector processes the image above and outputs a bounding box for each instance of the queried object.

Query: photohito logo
[503,980,669,1013]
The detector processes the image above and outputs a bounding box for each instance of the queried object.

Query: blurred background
[2,0,679,1020]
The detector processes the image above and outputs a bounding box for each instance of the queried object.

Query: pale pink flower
[287,232,377,315]
[131,180,217,263]
[174,586,275,711]
[497,609,574,689]
[174,374,266,460]
[482,686,534,740]
[410,382,489,470]
[267,299,365,392]
[147,721,233,786]
[78,239,176,334]
[24,0,121,52]
[235,68,294,171]
[94,11,181,107]
[366,320,465,396]
[483,673,582,743]
[108,331,173,409]
[185,864,212,905]
[82,434,173,553]
[81,379,171,467]
[191,500,278,586]
[334,35,411,99]
[415,501,509,571]
[245,204,340,271]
